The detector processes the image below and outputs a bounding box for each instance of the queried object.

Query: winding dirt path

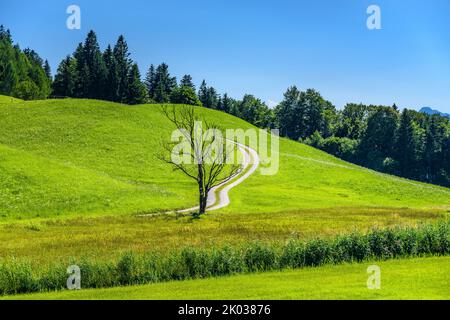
[178,141,260,213]
[139,141,260,217]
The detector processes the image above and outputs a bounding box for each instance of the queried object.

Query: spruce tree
[274,86,301,139]
[218,93,233,113]
[44,60,52,81]
[180,74,195,91]
[82,30,107,99]
[73,42,88,97]
[0,29,18,94]
[395,110,423,178]
[103,45,119,101]
[126,63,147,105]
[52,56,78,97]
[198,80,208,106]
[197,80,218,109]
[152,63,176,103]
[144,64,156,100]
[423,116,445,182]
[0,28,50,99]
[113,35,132,102]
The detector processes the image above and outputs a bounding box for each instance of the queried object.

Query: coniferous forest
[1,26,449,188]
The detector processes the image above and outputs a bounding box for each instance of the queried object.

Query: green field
[6,257,449,300]
[0,95,22,104]
[0,97,450,298]
[1,98,449,220]
[0,97,449,263]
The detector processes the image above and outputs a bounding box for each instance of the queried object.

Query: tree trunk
[197,164,207,216]
[199,192,207,215]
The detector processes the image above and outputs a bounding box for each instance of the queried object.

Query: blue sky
[1,0,450,112]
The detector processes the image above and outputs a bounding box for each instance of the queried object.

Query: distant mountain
[419,107,450,119]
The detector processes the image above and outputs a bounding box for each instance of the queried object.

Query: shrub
[332,233,370,263]
[303,239,331,266]
[279,240,305,269]
[243,242,277,272]
[209,245,244,276]
[179,247,212,279]
[0,260,36,295]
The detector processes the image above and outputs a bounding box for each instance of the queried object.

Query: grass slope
[0,98,448,220]
[7,256,449,300]
[0,95,22,104]
[0,98,449,262]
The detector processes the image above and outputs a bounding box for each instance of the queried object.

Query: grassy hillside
[0,95,22,104]
[0,98,449,220]
[0,98,448,262]
[6,256,449,300]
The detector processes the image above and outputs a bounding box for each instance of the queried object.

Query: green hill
[0,98,448,220]
[0,97,448,262]
[0,95,22,104]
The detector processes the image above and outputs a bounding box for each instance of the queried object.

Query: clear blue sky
[1,0,450,112]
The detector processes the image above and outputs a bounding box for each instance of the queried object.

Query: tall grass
[0,221,448,295]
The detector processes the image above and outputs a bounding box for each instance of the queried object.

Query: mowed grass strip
[6,256,449,300]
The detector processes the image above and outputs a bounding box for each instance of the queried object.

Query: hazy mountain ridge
[420,107,450,119]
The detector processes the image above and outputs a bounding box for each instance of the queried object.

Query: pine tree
[197,80,218,109]
[73,42,88,97]
[113,35,132,102]
[395,110,424,178]
[44,60,52,81]
[274,86,301,139]
[126,63,147,105]
[144,64,156,100]
[103,45,119,101]
[0,25,12,44]
[423,116,445,182]
[198,80,208,106]
[0,29,18,94]
[82,30,107,99]
[180,74,195,91]
[52,56,78,97]
[218,93,233,113]
[0,28,50,99]
[442,134,450,181]
[151,63,176,103]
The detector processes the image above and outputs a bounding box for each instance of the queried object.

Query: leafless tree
[159,105,240,216]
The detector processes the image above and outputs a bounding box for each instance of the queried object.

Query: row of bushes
[0,221,448,295]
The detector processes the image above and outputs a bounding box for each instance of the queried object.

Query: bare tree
[159,105,240,216]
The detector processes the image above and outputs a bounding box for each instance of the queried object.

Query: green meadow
[0,97,448,298]
[6,256,449,300]
[1,98,449,220]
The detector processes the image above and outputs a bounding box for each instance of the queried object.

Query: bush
[303,132,358,162]
[279,240,305,269]
[14,80,41,100]
[332,233,370,263]
[0,260,36,295]
[243,242,277,272]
